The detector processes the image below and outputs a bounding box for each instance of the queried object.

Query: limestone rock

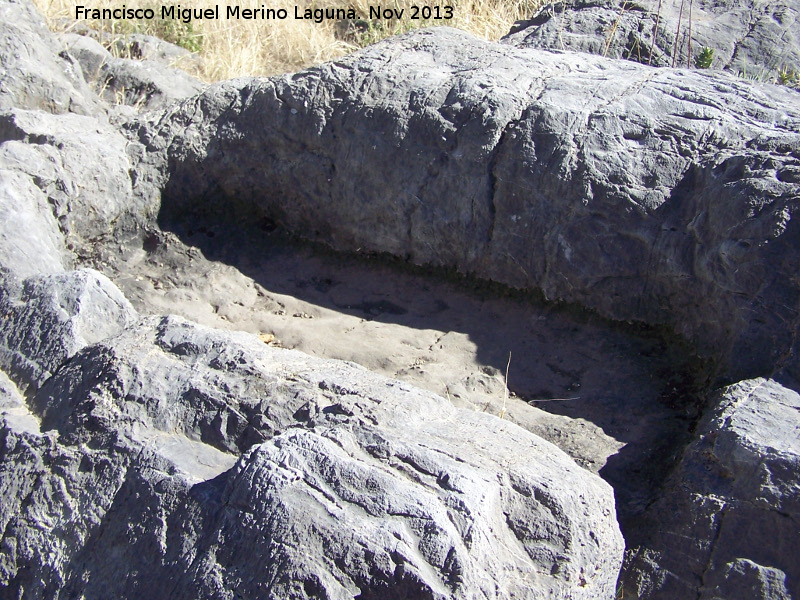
[0,0,161,272]
[0,0,98,114]
[622,378,800,599]
[0,269,138,392]
[503,0,800,80]
[136,27,800,381]
[96,57,205,111]
[2,2,799,597]
[58,33,109,83]
[0,108,159,256]
[0,369,22,409]
[60,33,205,112]
[0,310,625,599]
[109,33,200,67]
[0,169,67,279]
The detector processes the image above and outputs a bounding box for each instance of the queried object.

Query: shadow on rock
[158,208,714,544]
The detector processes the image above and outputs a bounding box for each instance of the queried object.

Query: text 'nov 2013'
[74,4,455,23]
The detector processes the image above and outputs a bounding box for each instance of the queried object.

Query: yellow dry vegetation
[33,0,545,81]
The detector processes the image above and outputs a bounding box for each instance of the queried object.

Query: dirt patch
[88,218,710,540]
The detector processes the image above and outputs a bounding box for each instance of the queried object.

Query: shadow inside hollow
[158,211,710,542]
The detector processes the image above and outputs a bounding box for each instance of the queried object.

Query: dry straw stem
[35,0,547,81]
[672,0,685,68]
[499,351,511,419]
[647,0,661,65]
[603,0,627,58]
[686,0,693,68]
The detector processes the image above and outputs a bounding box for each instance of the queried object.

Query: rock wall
[59,32,204,112]
[0,273,624,599]
[0,3,626,598]
[1,0,799,598]
[622,378,800,600]
[0,0,98,114]
[503,0,800,78]
[135,27,800,382]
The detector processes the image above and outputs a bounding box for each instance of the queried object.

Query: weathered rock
[0,309,625,599]
[0,0,98,114]
[58,33,109,83]
[135,27,800,382]
[0,368,23,409]
[60,32,205,111]
[0,421,128,597]
[0,367,39,435]
[96,56,205,110]
[621,378,800,599]
[502,0,800,80]
[2,2,799,598]
[1,0,201,116]
[0,269,138,392]
[0,169,67,279]
[110,33,199,67]
[0,108,159,255]
[0,0,161,276]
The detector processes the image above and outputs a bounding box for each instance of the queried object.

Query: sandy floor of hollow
[89,222,703,535]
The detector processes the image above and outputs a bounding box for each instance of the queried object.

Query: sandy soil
[88,219,707,538]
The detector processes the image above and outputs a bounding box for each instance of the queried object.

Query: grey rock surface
[137,26,800,382]
[0,309,624,599]
[110,33,199,67]
[0,107,159,260]
[0,169,67,279]
[0,269,138,393]
[621,378,800,600]
[0,0,98,114]
[60,32,205,112]
[58,33,109,83]
[0,0,160,276]
[502,0,800,80]
[97,57,206,111]
[0,368,23,409]
[2,0,800,597]
[60,28,200,67]
[0,368,38,434]
[0,8,628,583]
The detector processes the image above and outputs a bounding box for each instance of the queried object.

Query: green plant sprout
[695,46,713,69]
[778,65,799,87]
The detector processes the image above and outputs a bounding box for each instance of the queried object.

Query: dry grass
[34,0,546,81]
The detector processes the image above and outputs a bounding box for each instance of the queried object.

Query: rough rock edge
[502,0,800,82]
[1,2,799,598]
[132,26,800,383]
[59,32,205,112]
[621,378,800,599]
[0,269,625,598]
